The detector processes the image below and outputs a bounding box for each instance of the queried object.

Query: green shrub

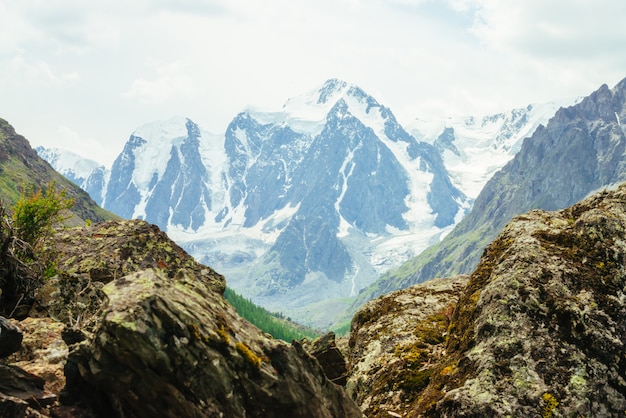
[12,182,74,246]
[0,182,75,317]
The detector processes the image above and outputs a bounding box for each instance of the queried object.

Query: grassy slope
[0,118,116,223]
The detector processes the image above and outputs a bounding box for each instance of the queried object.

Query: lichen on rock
[413,185,626,416]
[0,219,362,417]
[347,275,468,417]
[64,267,363,418]
[45,219,226,294]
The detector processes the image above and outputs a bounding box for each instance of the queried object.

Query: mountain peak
[316,78,350,104]
[132,116,193,143]
[242,79,381,136]
[614,76,626,94]
[279,79,375,114]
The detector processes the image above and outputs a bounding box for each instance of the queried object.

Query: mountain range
[353,76,626,311]
[36,79,573,327]
[5,76,626,416]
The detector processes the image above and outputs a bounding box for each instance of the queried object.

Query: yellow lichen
[440,365,455,375]
[236,342,261,368]
[542,392,559,418]
[187,323,209,343]
[216,326,230,344]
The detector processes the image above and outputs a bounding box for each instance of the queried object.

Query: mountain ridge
[355,77,626,310]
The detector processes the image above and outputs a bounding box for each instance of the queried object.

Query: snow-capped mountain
[38,80,471,327]
[36,146,101,185]
[103,117,225,231]
[224,80,468,319]
[37,79,569,327]
[35,146,109,205]
[407,99,578,199]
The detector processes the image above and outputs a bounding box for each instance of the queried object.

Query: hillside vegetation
[224,287,320,341]
[0,118,115,224]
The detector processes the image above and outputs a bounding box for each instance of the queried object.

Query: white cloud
[6,55,78,87]
[124,60,198,104]
[465,0,626,59]
[1,0,625,167]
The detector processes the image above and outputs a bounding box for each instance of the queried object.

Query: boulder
[63,268,363,418]
[347,275,468,417]
[43,219,225,294]
[0,364,46,407]
[9,317,67,394]
[413,185,626,416]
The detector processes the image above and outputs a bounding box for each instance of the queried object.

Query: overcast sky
[1,0,625,166]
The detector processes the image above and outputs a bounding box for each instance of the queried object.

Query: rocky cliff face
[359,76,626,305]
[2,220,363,418]
[347,183,626,416]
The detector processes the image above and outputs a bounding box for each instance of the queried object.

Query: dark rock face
[411,184,626,416]
[224,113,303,225]
[0,393,28,418]
[363,76,626,302]
[82,166,107,206]
[0,365,45,402]
[305,332,349,386]
[104,120,214,231]
[0,364,54,417]
[103,135,144,219]
[65,268,363,418]
[0,317,22,359]
[433,127,460,157]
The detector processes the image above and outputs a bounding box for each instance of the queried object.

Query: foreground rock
[410,185,626,416]
[347,275,468,417]
[0,219,362,417]
[63,268,362,417]
[304,332,349,386]
[8,317,67,394]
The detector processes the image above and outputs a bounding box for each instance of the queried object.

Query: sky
[1,0,625,167]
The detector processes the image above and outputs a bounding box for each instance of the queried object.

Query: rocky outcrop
[5,219,361,418]
[8,318,67,394]
[346,183,626,416]
[64,268,362,418]
[347,276,468,417]
[0,317,52,417]
[0,317,23,358]
[409,184,626,416]
[44,219,226,295]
